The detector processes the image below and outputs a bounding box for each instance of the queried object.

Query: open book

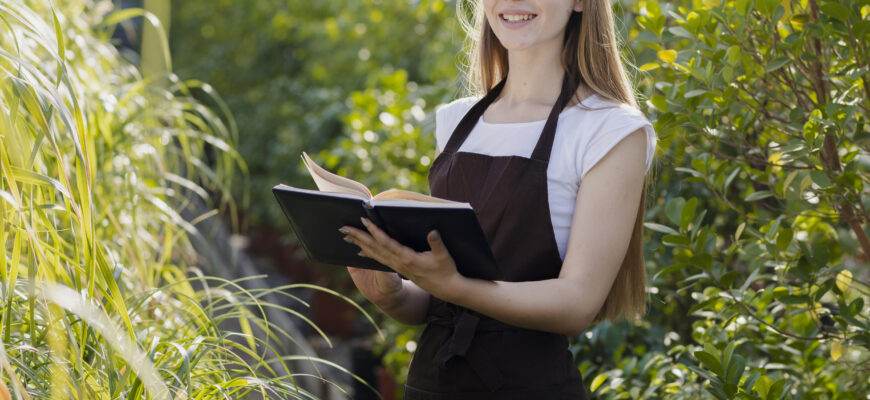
[272,153,499,280]
[297,151,461,207]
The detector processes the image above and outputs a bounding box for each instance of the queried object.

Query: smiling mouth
[500,13,538,22]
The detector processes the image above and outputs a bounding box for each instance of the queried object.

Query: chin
[500,41,537,52]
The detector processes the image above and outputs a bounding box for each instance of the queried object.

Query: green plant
[169,0,870,398]
[169,0,461,228]
[581,0,870,398]
[0,1,368,398]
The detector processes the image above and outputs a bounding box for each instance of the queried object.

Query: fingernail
[360,217,369,226]
[429,230,440,241]
[338,228,349,234]
[357,251,366,257]
[342,236,353,243]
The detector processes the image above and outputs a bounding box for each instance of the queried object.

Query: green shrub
[169,0,870,398]
[579,0,870,398]
[170,0,461,228]
[0,1,344,398]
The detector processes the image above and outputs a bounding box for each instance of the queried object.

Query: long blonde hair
[457,0,650,323]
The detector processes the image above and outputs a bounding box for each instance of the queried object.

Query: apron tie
[430,303,506,392]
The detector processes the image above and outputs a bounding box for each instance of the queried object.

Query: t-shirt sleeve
[577,106,657,181]
[434,102,451,153]
[434,97,477,152]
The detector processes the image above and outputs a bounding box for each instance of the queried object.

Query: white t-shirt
[434,93,657,261]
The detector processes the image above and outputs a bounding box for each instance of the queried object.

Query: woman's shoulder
[565,93,655,137]
[434,96,481,151]
[569,93,646,119]
[435,95,480,118]
[566,93,658,179]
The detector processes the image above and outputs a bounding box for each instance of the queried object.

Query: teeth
[502,14,536,22]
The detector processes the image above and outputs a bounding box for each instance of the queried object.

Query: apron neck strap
[442,77,507,154]
[531,74,576,163]
[442,74,577,163]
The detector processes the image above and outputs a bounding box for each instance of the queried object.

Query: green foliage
[0,1,346,398]
[580,0,870,398]
[316,69,450,194]
[171,0,870,398]
[170,0,462,227]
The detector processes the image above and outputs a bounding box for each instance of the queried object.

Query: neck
[500,42,565,107]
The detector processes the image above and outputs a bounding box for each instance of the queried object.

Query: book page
[370,197,472,208]
[274,184,369,201]
[302,152,372,199]
[372,188,459,204]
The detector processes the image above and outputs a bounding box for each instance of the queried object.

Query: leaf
[694,350,723,375]
[726,45,741,66]
[726,354,746,386]
[685,89,707,98]
[810,170,831,187]
[668,26,694,39]
[835,269,852,293]
[819,3,852,21]
[658,49,677,63]
[742,371,761,394]
[744,191,773,201]
[854,20,870,38]
[675,167,705,178]
[722,66,734,83]
[781,170,799,197]
[662,234,691,247]
[776,228,792,250]
[830,341,844,361]
[755,375,772,398]
[779,294,811,304]
[644,222,680,235]
[767,378,786,400]
[590,374,607,391]
[681,197,698,232]
[665,197,686,226]
[735,222,746,241]
[722,342,735,375]
[810,244,830,269]
[723,167,740,191]
[649,95,668,111]
[701,0,721,8]
[764,57,790,73]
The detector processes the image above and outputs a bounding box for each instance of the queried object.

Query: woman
[339,0,657,397]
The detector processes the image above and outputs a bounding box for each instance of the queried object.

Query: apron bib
[404,74,590,399]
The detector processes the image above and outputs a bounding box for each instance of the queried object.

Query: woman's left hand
[340,218,463,300]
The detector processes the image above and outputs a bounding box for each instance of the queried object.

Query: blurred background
[1,0,869,398]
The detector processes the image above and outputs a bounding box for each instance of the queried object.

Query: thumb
[427,230,447,254]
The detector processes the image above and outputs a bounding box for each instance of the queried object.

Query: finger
[426,230,449,257]
[361,218,416,259]
[342,226,377,250]
[344,228,398,266]
[340,230,379,262]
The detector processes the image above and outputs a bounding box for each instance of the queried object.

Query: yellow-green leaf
[591,374,607,391]
[701,0,721,8]
[831,341,843,361]
[658,49,677,63]
[836,269,852,293]
[735,222,746,241]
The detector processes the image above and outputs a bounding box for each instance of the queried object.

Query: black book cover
[272,185,500,281]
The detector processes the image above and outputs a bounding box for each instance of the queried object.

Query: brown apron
[404,74,589,399]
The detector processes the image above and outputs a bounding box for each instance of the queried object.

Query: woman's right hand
[346,267,403,306]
